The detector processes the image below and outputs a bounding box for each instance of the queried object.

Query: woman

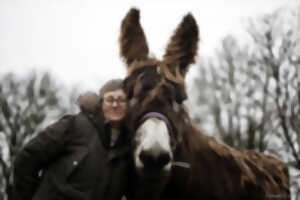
[14,79,131,200]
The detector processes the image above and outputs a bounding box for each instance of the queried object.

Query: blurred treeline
[0,5,299,200]
[192,6,300,200]
[0,71,79,200]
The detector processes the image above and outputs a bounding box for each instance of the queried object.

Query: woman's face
[102,89,128,123]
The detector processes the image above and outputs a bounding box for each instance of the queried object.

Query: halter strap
[140,112,172,131]
[172,161,191,169]
[140,112,190,170]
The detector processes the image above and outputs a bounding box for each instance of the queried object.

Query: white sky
[0,0,299,91]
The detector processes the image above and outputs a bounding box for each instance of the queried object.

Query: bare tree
[0,71,74,200]
[247,6,300,168]
[194,35,271,152]
[192,6,300,199]
[248,7,300,198]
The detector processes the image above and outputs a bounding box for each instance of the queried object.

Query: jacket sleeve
[13,115,74,200]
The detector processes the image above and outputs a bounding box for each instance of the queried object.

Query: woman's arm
[13,115,74,200]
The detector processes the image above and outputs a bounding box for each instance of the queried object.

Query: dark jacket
[14,106,131,200]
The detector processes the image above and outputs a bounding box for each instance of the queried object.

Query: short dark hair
[99,79,123,99]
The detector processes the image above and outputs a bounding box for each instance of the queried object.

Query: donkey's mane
[184,121,289,190]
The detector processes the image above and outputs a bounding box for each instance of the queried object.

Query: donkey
[120,8,290,200]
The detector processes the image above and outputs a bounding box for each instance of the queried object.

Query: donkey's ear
[163,13,199,78]
[119,8,149,67]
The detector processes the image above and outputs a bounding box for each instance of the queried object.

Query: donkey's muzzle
[139,150,171,170]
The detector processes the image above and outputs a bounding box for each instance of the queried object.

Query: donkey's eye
[162,85,175,102]
[143,84,153,91]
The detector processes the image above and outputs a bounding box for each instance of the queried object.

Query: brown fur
[120,8,149,66]
[185,125,290,193]
[163,13,199,78]
[120,8,290,200]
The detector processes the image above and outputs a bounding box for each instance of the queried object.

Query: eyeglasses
[103,97,127,105]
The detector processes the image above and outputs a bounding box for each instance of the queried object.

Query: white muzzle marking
[134,118,173,171]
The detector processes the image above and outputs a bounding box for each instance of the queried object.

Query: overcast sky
[0,0,299,91]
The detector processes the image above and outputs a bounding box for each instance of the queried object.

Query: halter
[139,112,191,169]
[140,112,172,133]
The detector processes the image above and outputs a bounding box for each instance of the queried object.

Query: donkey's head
[120,8,199,178]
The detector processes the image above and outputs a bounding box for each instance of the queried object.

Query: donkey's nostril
[157,152,171,167]
[139,150,171,169]
[139,150,153,166]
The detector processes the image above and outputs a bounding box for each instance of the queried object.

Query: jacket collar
[83,109,130,153]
